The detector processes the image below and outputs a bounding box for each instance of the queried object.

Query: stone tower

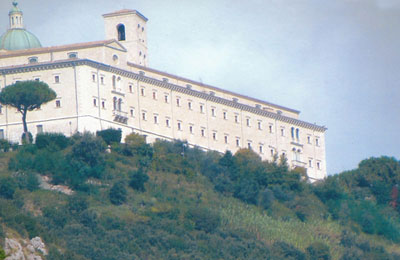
[103,9,148,66]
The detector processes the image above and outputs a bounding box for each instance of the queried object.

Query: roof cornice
[102,9,148,22]
[127,62,301,115]
[0,59,327,132]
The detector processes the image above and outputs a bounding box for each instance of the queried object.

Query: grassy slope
[0,145,399,259]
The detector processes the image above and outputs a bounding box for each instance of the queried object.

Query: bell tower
[103,9,148,67]
[9,1,24,29]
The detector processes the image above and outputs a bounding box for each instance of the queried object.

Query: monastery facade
[0,2,327,180]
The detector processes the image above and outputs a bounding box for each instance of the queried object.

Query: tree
[129,168,149,192]
[109,182,127,205]
[0,80,56,143]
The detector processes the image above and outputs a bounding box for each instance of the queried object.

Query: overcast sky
[0,0,399,175]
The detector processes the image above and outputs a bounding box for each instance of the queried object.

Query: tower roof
[9,1,22,15]
[102,9,148,21]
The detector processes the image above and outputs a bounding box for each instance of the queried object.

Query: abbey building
[0,2,327,180]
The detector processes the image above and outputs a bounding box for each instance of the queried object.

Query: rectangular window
[200,104,204,113]
[164,95,169,103]
[92,74,96,82]
[201,128,205,137]
[281,128,285,136]
[307,136,311,144]
[211,108,216,117]
[236,138,240,147]
[0,105,2,114]
[102,101,105,109]
[259,145,263,154]
[129,85,133,93]
[55,100,61,108]
[93,99,97,107]
[224,135,228,144]
[0,129,4,139]
[130,109,134,117]
[212,132,217,141]
[316,138,320,146]
[247,142,252,149]
[271,149,274,156]
[189,125,193,134]
[153,91,157,100]
[223,111,227,120]
[188,102,192,110]
[317,162,321,170]
[37,125,43,134]
[142,112,146,120]
[177,122,182,130]
[176,98,180,107]
[246,118,250,127]
[54,75,60,83]
[154,115,158,124]
[141,88,145,96]
[235,115,239,123]
[35,78,40,82]
[258,121,262,130]
[101,77,104,85]
[166,119,170,127]
[309,160,312,167]
[269,125,273,133]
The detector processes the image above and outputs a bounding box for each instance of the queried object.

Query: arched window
[113,97,117,110]
[296,128,300,140]
[117,24,126,41]
[112,75,116,89]
[291,127,295,139]
[118,98,122,111]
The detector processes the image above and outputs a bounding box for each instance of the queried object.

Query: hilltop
[0,131,399,259]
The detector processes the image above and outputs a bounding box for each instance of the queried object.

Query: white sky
[1,0,399,175]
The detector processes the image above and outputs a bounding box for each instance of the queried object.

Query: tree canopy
[0,80,56,142]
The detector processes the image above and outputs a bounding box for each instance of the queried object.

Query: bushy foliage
[109,182,127,205]
[129,168,149,192]
[270,241,306,260]
[185,207,220,233]
[96,128,122,145]
[0,247,6,260]
[14,172,39,192]
[2,133,400,259]
[35,132,69,150]
[0,177,16,199]
[306,242,331,260]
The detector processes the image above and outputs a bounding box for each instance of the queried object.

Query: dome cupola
[0,1,42,51]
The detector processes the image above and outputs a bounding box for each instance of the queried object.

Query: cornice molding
[0,59,327,132]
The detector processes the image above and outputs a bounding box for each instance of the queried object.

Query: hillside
[0,131,399,259]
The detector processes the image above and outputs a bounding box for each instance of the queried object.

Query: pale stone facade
[0,6,327,180]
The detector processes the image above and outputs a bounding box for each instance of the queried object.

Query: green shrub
[271,241,305,260]
[96,128,122,145]
[306,242,331,260]
[67,195,88,215]
[0,139,11,152]
[259,188,274,210]
[71,133,106,167]
[109,182,127,205]
[15,172,39,192]
[0,247,6,260]
[35,132,69,150]
[0,177,16,199]
[129,168,149,192]
[186,207,220,233]
[234,178,259,205]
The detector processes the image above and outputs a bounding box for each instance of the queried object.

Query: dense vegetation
[0,130,399,259]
